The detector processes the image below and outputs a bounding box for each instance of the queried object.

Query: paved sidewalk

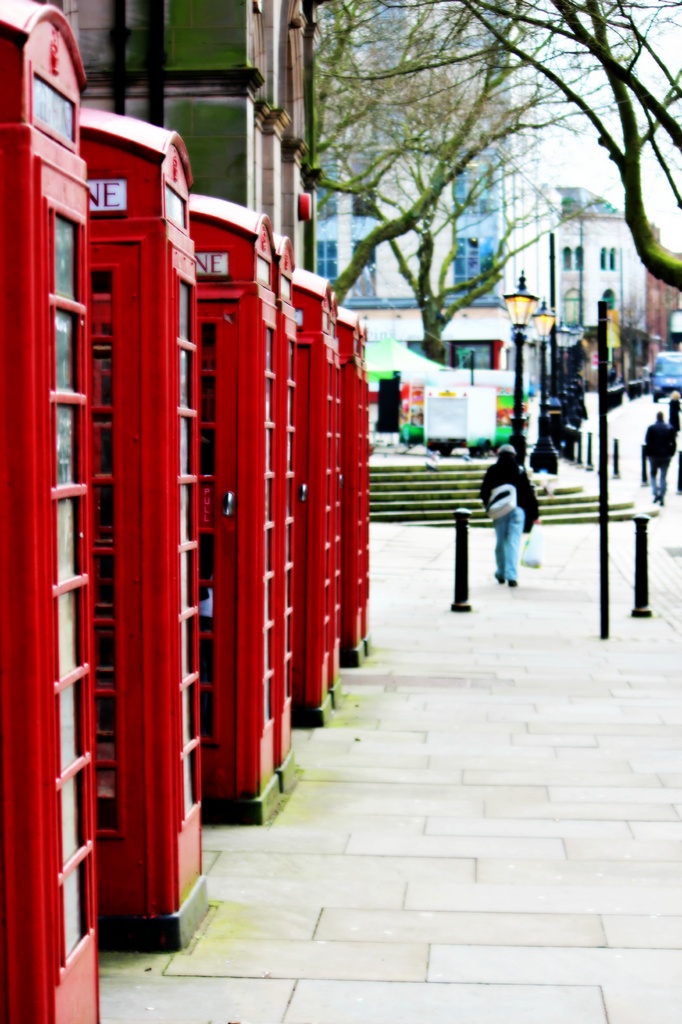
[100,395,682,1024]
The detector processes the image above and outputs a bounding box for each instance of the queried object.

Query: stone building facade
[43,0,327,266]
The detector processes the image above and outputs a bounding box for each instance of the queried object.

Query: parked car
[652,352,682,401]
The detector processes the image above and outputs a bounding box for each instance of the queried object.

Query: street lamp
[530,299,558,474]
[503,271,538,462]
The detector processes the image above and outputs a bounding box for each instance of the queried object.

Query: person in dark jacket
[669,391,680,433]
[480,445,540,587]
[644,410,676,505]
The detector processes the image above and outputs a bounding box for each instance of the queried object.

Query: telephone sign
[196,251,228,276]
[89,178,127,212]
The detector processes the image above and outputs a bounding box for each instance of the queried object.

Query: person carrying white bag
[479,444,540,588]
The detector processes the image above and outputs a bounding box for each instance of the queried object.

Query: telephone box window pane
[56,406,76,485]
[167,186,187,230]
[287,478,293,518]
[286,523,292,563]
[181,617,193,678]
[182,683,194,745]
[93,485,114,545]
[200,692,213,738]
[93,346,113,405]
[94,555,114,618]
[201,377,215,421]
[199,534,214,580]
[96,697,116,760]
[265,328,274,372]
[60,684,78,771]
[180,485,191,543]
[57,499,77,581]
[96,769,117,830]
[264,674,271,723]
[179,282,191,339]
[58,591,78,678]
[183,750,195,815]
[288,343,295,380]
[93,415,113,476]
[95,629,115,689]
[287,388,294,429]
[265,378,273,422]
[180,418,191,476]
[265,530,272,574]
[55,217,76,298]
[55,311,75,391]
[199,638,213,683]
[201,323,216,370]
[265,430,272,473]
[61,775,79,864]
[286,569,292,606]
[179,349,191,408]
[264,577,271,623]
[265,477,272,521]
[181,551,192,611]
[63,866,84,957]
[200,429,214,476]
[91,272,113,336]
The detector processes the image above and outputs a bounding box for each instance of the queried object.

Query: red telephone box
[189,196,295,823]
[291,269,341,725]
[337,307,371,665]
[272,234,297,778]
[0,4,98,1022]
[81,109,206,949]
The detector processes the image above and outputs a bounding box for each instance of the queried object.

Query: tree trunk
[421,311,446,364]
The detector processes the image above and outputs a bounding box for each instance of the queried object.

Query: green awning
[365,337,443,381]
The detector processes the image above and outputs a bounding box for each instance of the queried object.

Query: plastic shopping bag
[521,524,544,569]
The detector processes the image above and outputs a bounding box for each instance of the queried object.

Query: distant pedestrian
[644,410,676,505]
[669,390,680,433]
[480,445,540,587]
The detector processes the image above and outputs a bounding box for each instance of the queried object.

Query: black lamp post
[503,272,538,462]
[530,299,559,474]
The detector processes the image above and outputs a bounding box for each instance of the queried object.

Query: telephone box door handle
[298,483,308,503]
[222,491,236,517]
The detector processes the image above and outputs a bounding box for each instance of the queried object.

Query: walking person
[480,445,540,588]
[669,390,680,433]
[644,410,676,505]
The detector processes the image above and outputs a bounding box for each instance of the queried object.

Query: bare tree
[313,1,559,360]
[377,0,682,290]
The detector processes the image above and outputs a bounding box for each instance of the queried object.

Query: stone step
[370,500,636,524]
[370,490,598,508]
[371,506,646,528]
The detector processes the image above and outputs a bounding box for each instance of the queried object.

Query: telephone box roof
[190,193,273,243]
[0,0,85,88]
[80,108,192,186]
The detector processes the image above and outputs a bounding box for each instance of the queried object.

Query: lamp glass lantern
[503,271,538,327]
[533,299,555,340]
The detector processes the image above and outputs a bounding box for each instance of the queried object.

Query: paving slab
[428,944,682,985]
[284,979,607,1024]
[99,975,294,1023]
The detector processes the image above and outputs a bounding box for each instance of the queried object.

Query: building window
[609,248,617,271]
[563,247,572,270]
[454,237,494,284]
[575,246,584,271]
[602,288,616,310]
[600,247,607,270]
[564,288,580,326]
[317,238,338,282]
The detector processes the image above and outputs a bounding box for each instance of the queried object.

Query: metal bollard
[586,431,594,470]
[678,451,682,494]
[632,514,652,618]
[575,432,582,465]
[641,444,648,486]
[451,508,472,613]
[613,438,620,479]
